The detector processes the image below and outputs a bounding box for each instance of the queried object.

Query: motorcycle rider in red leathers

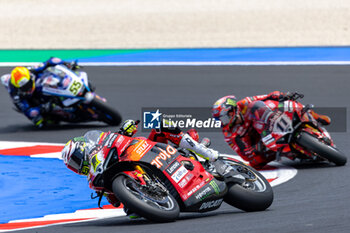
[61,119,220,218]
[211,91,331,169]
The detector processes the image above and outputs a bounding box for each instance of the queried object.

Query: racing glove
[65,60,81,70]
[119,119,138,136]
[281,92,304,101]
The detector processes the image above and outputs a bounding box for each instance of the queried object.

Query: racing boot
[309,110,331,126]
[179,134,219,161]
[248,151,276,169]
[123,206,140,219]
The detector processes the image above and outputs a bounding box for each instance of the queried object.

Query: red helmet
[212,95,238,126]
[62,139,89,175]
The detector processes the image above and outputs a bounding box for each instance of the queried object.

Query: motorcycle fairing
[115,136,156,162]
[119,140,227,211]
[262,99,335,159]
[1,74,10,88]
[162,156,226,211]
[120,142,178,169]
[41,65,85,100]
[96,138,227,212]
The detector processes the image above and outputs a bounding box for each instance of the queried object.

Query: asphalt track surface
[0,65,349,233]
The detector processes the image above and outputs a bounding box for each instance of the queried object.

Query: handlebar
[283,92,304,101]
[290,93,304,101]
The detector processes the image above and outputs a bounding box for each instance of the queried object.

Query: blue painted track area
[1,47,350,65]
[76,47,350,63]
[0,155,108,223]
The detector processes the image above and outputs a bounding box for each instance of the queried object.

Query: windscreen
[83,130,104,154]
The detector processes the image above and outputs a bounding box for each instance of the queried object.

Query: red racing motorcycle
[261,93,346,166]
[84,130,273,222]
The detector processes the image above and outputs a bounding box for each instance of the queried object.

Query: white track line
[0,61,350,67]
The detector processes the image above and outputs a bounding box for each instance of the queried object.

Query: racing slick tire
[222,159,274,212]
[296,132,347,166]
[112,174,180,222]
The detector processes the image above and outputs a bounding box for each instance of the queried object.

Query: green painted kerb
[0,49,146,62]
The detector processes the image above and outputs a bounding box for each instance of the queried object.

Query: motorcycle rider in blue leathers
[1,57,78,128]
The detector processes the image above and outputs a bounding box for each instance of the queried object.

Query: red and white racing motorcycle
[84,130,273,222]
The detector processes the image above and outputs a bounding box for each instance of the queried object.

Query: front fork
[123,165,148,185]
[94,166,151,209]
[124,165,169,196]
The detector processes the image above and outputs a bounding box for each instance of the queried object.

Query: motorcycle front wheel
[222,158,274,212]
[112,174,180,222]
[295,132,347,166]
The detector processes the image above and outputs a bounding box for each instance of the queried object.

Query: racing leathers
[223,92,283,169]
[2,57,77,128]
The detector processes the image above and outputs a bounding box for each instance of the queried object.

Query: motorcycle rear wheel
[89,96,122,126]
[222,159,274,212]
[296,132,347,166]
[112,174,180,222]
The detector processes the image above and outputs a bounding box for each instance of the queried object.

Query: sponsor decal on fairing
[166,161,181,175]
[106,133,118,148]
[178,173,194,188]
[195,186,211,200]
[199,199,223,210]
[150,145,177,169]
[171,165,188,183]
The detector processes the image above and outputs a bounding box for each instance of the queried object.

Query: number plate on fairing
[41,65,85,98]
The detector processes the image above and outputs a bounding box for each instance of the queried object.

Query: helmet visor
[217,111,237,126]
[218,114,231,125]
[68,147,86,173]
[18,78,34,95]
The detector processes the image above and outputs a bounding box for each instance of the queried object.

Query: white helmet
[62,139,89,175]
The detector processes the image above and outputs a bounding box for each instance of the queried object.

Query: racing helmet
[62,139,89,175]
[10,67,35,96]
[212,95,238,126]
